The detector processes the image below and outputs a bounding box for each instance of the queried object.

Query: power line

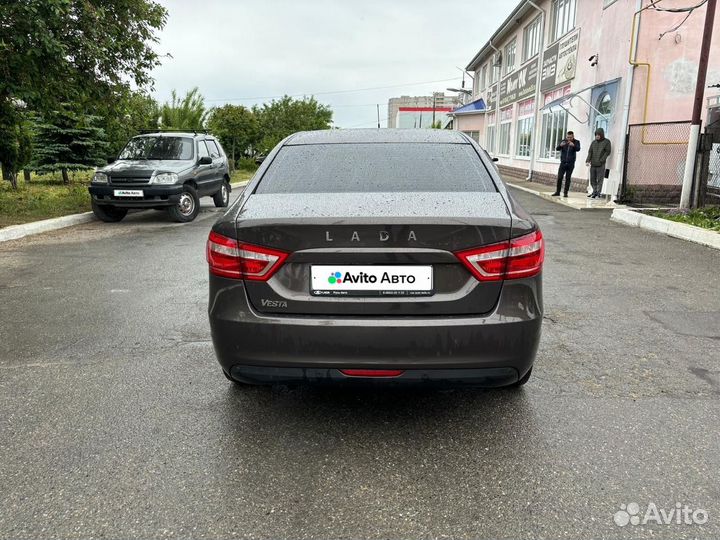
[205,77,458,102]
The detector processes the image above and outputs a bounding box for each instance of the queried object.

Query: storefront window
[486,112,496,153]
[515,99,535,158]
[498,107,513,155]
[541,107,568,160]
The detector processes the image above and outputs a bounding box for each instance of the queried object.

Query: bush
[236,157,258,172]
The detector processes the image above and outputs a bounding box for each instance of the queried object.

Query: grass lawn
[230,168,255,184]
[648,206,720,232]
[0,171,94,229]
[0,168,256,229]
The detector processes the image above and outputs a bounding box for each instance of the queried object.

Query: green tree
[95,88,160,157]
[207,104,259,165]
[254,96,333,154]
[32,105,109,184]
[160,88,209,131]
[0,103,33,189]
[0,0,167,186]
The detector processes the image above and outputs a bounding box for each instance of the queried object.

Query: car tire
[168,185,200,223]
[509,367,532,388]
[213,180,230,208]
[91,200,128,222]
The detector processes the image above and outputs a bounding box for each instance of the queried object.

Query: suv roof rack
[137,129,211,135]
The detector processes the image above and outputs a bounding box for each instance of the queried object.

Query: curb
[0,212,97,243]
[0,180,251,244]
[506,182,618,211]
[610,208,720,250]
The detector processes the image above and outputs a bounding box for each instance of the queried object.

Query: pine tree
[32,106,109,183]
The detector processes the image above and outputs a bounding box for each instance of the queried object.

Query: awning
[541,79,621,123]
[448,98,486,116]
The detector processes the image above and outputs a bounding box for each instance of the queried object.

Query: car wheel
[168,185,200,222]
[213,180,230,208]
[509,367,532,388]
[91,200,128,222]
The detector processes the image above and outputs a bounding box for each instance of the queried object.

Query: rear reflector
[340,369,405,377]
[206,231,288,280]
[455,229,544,281]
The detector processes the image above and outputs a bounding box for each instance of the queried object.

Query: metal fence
[620,121,692,206]
[696,119,720,207]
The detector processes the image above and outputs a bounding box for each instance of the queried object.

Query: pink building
[452,0,720,202]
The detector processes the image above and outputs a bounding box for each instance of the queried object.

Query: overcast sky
[149,1,512,128]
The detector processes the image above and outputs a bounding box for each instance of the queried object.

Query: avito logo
[327,271,416,285]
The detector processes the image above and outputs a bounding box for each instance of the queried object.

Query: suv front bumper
[89,185,184,207]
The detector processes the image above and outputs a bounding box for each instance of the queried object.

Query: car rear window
[255,143,496,193]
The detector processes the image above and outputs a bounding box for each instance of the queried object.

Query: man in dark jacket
[552,131,580,197]
[585,127,612,198]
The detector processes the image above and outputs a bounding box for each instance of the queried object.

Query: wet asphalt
[0,189,718,540]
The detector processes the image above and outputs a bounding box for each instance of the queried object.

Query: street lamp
[447,88,472,106]
[447,88,472,95]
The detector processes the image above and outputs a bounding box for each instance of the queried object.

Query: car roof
[285,128,470,145]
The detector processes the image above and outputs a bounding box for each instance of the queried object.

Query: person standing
[552,131,580,197]
[585,127,612,198]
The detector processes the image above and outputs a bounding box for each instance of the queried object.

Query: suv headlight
[92,172,108,184]
[151,172,179,185]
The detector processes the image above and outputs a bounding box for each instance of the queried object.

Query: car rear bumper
[89,185,184,207]
[209,276,542,386]
[229,365,519,387]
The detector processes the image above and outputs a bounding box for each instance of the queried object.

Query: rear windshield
[118,136,194,161]
[255,143,496,193]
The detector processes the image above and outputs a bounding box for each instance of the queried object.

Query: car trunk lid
[237,191,512,316]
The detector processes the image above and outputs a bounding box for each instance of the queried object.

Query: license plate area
[113,189,144,197]
[310,265,433,297]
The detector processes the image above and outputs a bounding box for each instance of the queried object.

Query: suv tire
[91,200,128,222]
[168,185,200,223]
[213,180,230,208]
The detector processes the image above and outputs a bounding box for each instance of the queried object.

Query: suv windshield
[256,143,496,193]
[118,136,194,161]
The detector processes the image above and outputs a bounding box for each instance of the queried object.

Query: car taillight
[455,229,544,281]
[206,231,288,280]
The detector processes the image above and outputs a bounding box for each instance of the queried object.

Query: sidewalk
[505,178,626,211]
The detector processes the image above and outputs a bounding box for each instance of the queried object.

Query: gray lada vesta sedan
[207,129,543,387]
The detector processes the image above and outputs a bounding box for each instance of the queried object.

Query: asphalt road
[0,189,718,540]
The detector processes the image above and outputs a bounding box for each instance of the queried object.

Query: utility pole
[680,0,717,208]
[376,104,380,129]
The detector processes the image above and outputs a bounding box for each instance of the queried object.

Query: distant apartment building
[387,93,459,129]
[451,0,720,203]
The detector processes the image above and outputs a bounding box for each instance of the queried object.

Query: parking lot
[0,189,718,539]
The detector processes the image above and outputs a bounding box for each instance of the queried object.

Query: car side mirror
[199,156,212,165]
[492,157,499,162]
[107,156,116,164]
